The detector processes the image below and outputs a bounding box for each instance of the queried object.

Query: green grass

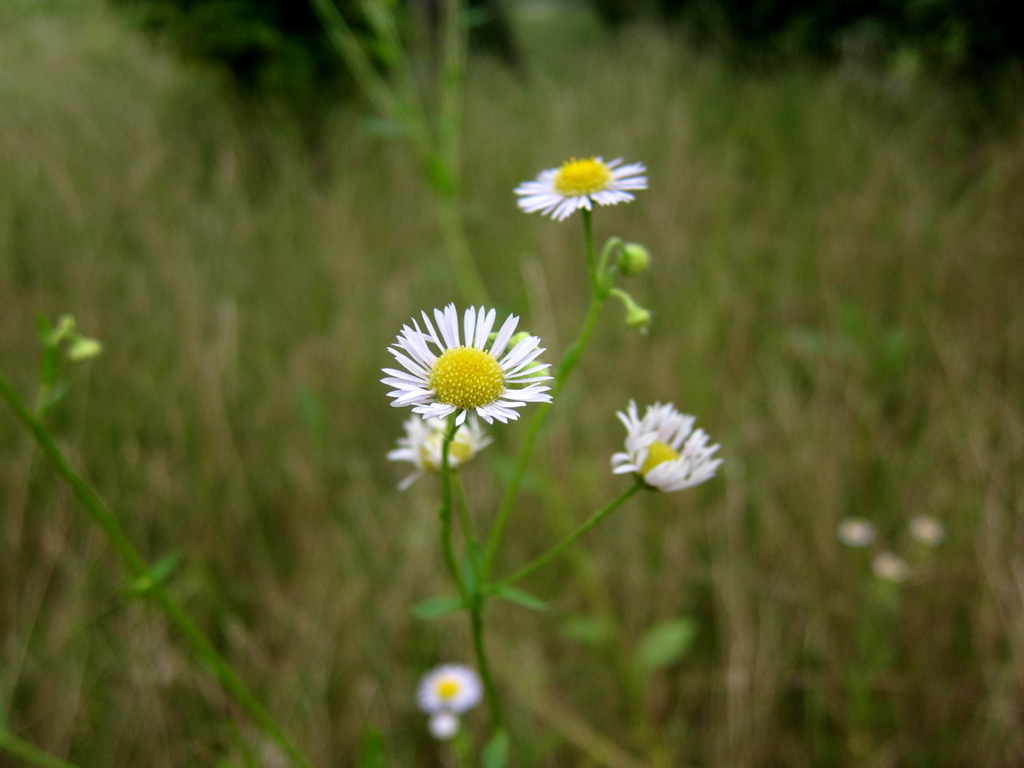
[2,1,1024,766]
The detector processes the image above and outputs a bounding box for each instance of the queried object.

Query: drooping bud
[611,289,652,334]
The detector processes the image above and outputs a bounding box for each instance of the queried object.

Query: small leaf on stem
[482,729,509,768]
[494,585,548,611]
[412,596,465,620]
[635,618,698,672]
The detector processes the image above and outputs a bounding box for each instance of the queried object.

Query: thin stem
[0,731,82,768]
[583,208,597,290]
[485,209,607,573]
[0,374,313,768]
[495,482,642,589]
[469,596,503,728]
[452,473,474,543]
[438,415,464,595]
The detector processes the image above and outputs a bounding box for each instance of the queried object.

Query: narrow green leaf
[412,596,464,620]
[635,618,698,672]
[482,730,509,768]
[495,585,548,611]
[40,346,61,387]
[149,551,183,585]
[559,615,613,645]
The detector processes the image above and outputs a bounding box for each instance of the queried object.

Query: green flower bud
[68,337,103,362]
[611,289,652,334]
[617,243,651,276]
[508,331,532,347]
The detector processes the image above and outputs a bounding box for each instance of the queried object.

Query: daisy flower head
[417,664,483,716]
[428,712,460,741]
[872,551,911,583]
[837,517,876,548]
[515,156,647,221]
[387,415,491,490]
[909,515,945,546]
[611,400,722,492]
[383,304,552,426]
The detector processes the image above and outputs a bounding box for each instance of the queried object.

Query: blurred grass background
[2,0,1024,766]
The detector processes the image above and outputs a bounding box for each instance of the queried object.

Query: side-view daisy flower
[514,156,647,221]
[611,400,722,492]
[387,415,491,490]
[383,304,552,425]
[872,551,911,583]
[417,664,482,739]
[837,517,876,547]
[909,515,945,546]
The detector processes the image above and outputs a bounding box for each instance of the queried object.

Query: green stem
[469,596,503,728]
[582,208,597,290]
[452,473,474,542]
[484,211,607,574]
[0,731,81,768]
[0,374,313,768]
[439,415,502,728]
[495,481,642,589]
[438,416,465,595]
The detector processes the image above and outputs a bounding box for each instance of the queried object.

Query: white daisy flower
[383,304,552,425]
[837,517,876,547]
[417,664,482,715]
[514,156,647,221]
[872,551,911,583]
[611,400,722,492]
[428,712,460,740]
[909,515,945,546]
[387,416,491,490]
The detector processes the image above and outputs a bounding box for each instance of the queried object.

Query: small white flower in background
[837,517,876,547]
[909,515,946,546]
[383,304,552,425]
[611,400,722,492]
[428,712,460,740]
[387,416,491,490]
[514,157,647,221]
[417,665,482,739]
[872,552,911,583]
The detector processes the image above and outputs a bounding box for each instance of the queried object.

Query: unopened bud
[68,336,103,361]
[617,243,651,276]
[611,289,652,334]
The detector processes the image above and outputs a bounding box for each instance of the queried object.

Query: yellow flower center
[428,347,505,410]
[640,441,680,475]
[437,679,461,700]
[553,157,612,196]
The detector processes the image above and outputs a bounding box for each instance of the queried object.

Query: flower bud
[611,289,652,334]
[68,337,103,362]
[617,243,651,276]
[508,331,532,347]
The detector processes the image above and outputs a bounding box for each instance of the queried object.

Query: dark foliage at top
[591,0,1022,72]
